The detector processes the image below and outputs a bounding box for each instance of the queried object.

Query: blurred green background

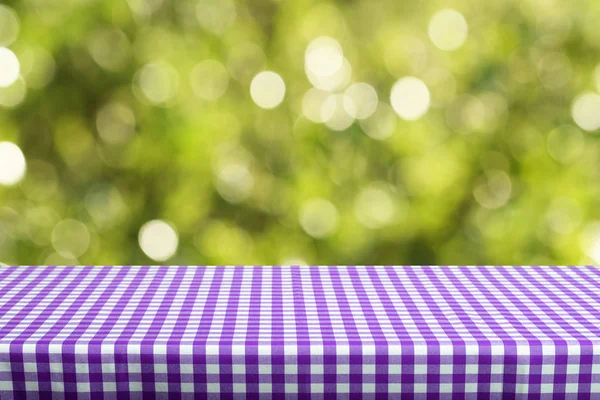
[1,0,600,266]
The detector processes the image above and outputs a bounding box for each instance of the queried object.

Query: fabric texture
[0,265,599,399]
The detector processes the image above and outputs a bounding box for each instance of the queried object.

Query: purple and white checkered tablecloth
[0,266,600,399]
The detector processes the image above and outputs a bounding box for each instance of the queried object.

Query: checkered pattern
[0,266,600,398]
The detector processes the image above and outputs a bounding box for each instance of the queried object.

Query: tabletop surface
[2,266,600,398]
[1,265,600,347]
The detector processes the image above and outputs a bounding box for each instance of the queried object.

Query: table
[0,266,599,399]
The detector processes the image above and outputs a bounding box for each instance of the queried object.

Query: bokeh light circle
[546,197,582,236]
[138,220,179,261]
[0,141,26,186]
[428,9,468,51]
[359,102,397,140]
[546,125,584,164]
[572,93,600,132]
[17,46,56,89]
[96,103,136,145]
[0,76,26,108]
[0,47,20,88]
[537,52,572,90]
[390,77,430,120]
[343,83,378,120]
[354,186,396,229]
[580,221,600,263]
[0,5,20,47]
[215,162,254,203]
[134,62,179,106]
[191,59,229,101]
[473,171,512,209]
[324,94,355,131]
[87,29,131,72]
[305,36,344,78]
[299,199,339,238]
[306,57,352,92]
[302,88,332,123]
[196,0,236,36]
[250,71,286,109]
[51,219,91,258]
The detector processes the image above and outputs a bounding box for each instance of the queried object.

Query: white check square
[259,383,271,392]
[337,383,349,393]
[233,383,246,392]
[181,383,194,392]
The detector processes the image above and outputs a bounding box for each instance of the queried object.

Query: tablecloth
[0,266,599,399]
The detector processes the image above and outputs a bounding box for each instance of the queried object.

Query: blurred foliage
[1,0,600,266]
